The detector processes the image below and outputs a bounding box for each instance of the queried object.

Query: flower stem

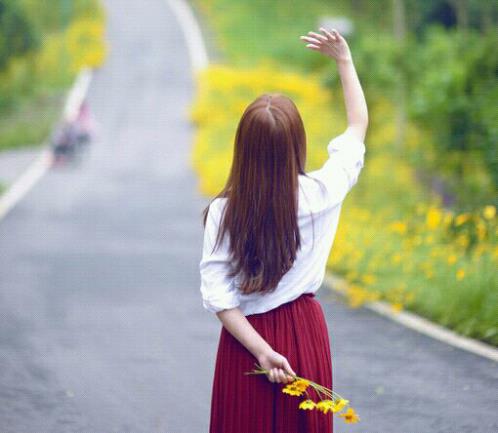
[246,364,346,402]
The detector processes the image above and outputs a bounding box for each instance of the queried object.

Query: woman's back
[200,127,366,316]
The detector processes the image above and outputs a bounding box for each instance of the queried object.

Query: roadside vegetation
[0,0,107,152]
[190,0,497,345]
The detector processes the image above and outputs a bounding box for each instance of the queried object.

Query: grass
[0,91,65,152]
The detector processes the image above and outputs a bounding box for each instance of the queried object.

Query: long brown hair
[202,93,312,295]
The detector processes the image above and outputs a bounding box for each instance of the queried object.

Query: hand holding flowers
[256,349,296,384]
[244,362,360,424]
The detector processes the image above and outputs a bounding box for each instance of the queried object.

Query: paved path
[0,1,211,431]
[0,0,496,432]
[0,148,42,187]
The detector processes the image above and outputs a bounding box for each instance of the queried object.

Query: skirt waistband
[285,291,316,307]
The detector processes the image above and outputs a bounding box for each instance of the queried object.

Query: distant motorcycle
[51,101,95,164]
[51,121,80,161]
[73,101,94,144]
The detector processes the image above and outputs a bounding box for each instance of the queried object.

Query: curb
[0,67,93,222]
[165,0,208,73]
[324,273,498,363]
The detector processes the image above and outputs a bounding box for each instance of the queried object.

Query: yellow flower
[315,399,334,414]
[339,407,360,423]
[282,378,310,397]
[331,398,349,412]
[298,399,316,410]
[391,253,402,264]
[456,269,465,280]
[426,207,442,229]
[293,379,310,392]
[483,205,496,220]
[361,274,377,285]
[455,213,470,226]
[346,285,370,308]
[389,221,407,234]
[391,302,403,313]
[282,383,304,396]
[476,221,486,240]
[447,254,457,265]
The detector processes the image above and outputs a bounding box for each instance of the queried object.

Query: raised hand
[300,27,352,63]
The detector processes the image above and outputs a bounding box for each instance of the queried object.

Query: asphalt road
[0,0,496,432]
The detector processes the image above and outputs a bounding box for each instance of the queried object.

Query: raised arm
[300,27,368,142]
[300,28,368,208]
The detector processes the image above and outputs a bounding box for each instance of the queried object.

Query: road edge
[324,273,498,362]
[165,0,208,73]
[0,68,93,222]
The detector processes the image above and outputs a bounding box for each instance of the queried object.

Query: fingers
[300,28,342,53]
[299,28,341,44]
[276,369,285,383]
[281,369,293,383]
[268,368,276,383]
[329,28,345,42]
[282,358,296,377]
[277,368,292,383]
[300,35,323,52]
[268,368,279,383]
[300,35,322,45]
[267,367,294,383]
[263,352,296,383]
[307,31,328,42]
[319,27,337,41]
[284,372,294,383]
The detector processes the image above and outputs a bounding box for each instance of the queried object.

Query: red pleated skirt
[209,292,333,433]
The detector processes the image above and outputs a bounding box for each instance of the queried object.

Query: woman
[199,27,368,433]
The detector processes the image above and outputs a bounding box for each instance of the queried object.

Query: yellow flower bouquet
[244,362,360,424]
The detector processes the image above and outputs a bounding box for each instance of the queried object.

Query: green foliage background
[0,0,104,151]
[194,0,497,210]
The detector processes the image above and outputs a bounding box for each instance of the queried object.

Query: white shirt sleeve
[199,199,241,313]
[307,127,366,208]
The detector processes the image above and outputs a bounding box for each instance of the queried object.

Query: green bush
[0,0,106,150]
[0,0,40,70]
[408,26,497,207]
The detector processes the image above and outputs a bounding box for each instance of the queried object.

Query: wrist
[336,56,353,66]
[254,344,273,362]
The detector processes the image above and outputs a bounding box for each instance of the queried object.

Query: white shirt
[199,127,366,316]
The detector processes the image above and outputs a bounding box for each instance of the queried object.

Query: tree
[392,0,407,150]
[0,0,39,71]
